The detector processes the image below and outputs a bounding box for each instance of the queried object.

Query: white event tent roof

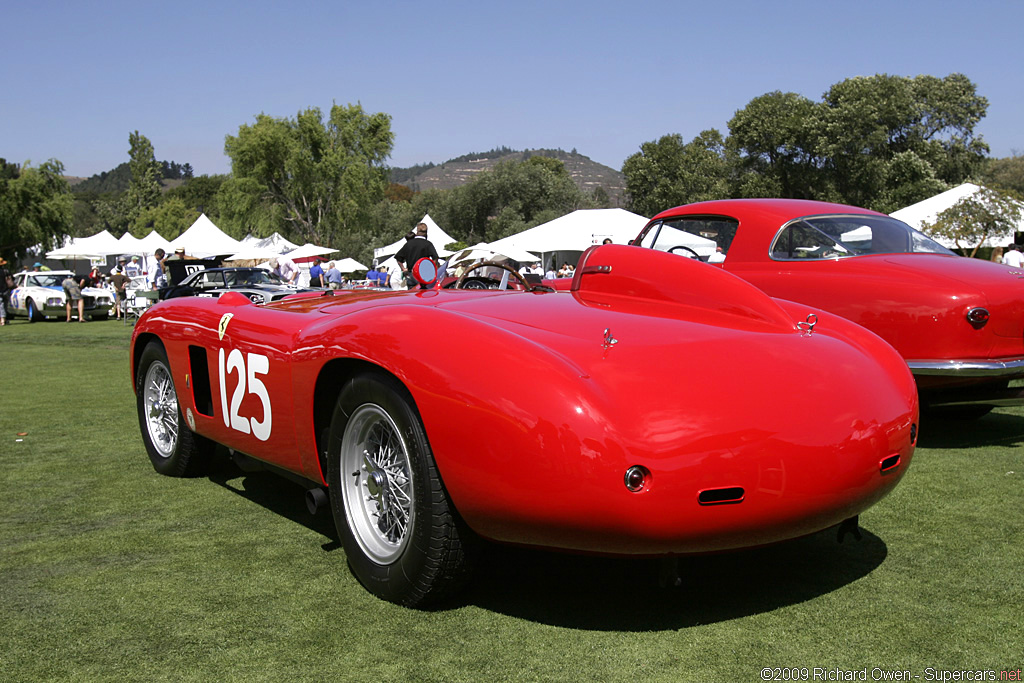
[891,183,1024,249]
[489,208,649,257]
[47,230,122,259]
[241,232,300,253]
[373,214,455,261]
[169,213,244,258]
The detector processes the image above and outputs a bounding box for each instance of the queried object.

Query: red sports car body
[637,198,1024,414]
[131,244,917,606]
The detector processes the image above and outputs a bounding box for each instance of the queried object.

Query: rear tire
[135,341,213,476]
[327,371,477,607]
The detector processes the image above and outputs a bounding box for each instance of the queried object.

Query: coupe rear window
[770,215,954,260]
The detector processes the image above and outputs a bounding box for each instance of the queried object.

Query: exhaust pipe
[305,487,328,515]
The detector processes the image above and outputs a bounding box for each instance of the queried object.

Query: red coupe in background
[637,198,1024,417]
[132,244,917,607]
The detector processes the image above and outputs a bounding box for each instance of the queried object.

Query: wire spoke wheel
[341,404,415,564]
[143,360,179,459]
[135,342,212,477]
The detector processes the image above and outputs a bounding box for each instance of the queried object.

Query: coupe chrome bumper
[908,358,1024,378]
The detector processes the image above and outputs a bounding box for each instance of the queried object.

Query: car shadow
[457,527,887,630]
[918,410,1024,449]
[205,452,887,629]
[206,450,340,545]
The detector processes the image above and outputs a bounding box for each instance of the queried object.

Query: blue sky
[3,0,1022,178]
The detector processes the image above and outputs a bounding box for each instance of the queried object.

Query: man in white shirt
[269,256,300,285]
[1002,244,1024,268]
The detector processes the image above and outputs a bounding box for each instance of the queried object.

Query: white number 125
[218,348,272,441]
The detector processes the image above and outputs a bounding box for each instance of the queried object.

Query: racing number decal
[217,348,272,441]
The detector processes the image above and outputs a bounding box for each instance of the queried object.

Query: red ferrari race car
[131,244,917,607]
[636,198,1024,417]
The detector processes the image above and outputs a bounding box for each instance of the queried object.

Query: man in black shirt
[395,223,439,288]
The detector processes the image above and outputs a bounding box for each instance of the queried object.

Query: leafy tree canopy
[624,73,990,215]
[0,158,73,261]
[222,103,394,247]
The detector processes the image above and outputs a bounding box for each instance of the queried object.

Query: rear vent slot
[698,486,745,505]
[879,454,901,474]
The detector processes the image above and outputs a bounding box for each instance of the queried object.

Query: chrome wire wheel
[340,404,415,564]
[143,359,179,459]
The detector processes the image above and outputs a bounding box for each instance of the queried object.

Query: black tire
[327,371,477,607]
[91,312,109,321]
[135,341,213,476]
[26,299,42,322]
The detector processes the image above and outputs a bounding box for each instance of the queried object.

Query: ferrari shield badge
[218,313,234,340]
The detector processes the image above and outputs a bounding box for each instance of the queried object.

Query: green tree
[134,198,200,239]
[124,131,162,223]
[920,187,1022,258]
[622,130,729,217]
[430,157,588,243]
[0,158,74,261]
[223,103,394,246]
[728,92,824,199]
[981,154,1024,195]
[816,73,988,211]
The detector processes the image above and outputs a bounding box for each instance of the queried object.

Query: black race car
[161,267,318,304]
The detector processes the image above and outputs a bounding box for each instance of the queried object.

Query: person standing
[326,261,343,289]
[148,249,166,290]
[0,257,12,326]
[63,273,85,322]
[109,266,130,320]
[308,258,325,288]
[395,223,439,288]
[1002,244,1024,268]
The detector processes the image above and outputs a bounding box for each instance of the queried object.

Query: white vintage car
[6,270,115,321]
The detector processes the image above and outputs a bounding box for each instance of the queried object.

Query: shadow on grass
[460,527,887,630]
[206,451,340,544]
[918,410,1024,449]
[203,449,888,630]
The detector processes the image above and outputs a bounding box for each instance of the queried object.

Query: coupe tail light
[966,307,989,327]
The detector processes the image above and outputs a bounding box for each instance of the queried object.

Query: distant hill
[391,148,626,205]
[69,160,193,195]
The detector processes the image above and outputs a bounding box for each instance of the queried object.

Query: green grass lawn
[1,319,1021,681]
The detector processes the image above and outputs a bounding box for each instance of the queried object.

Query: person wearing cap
[395,222,438,289]
[110,256,127,277]
[32,262,51,272]
[0,256,11,325]
[268,256,299,285]
[125,255,142,278]
[109,265,130,319]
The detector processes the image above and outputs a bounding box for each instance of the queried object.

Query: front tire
[135,341,213,476]
[327,371,477,607]
[26,299,42,322]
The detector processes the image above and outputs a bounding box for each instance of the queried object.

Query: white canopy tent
[46,230,122,259]
[334,257,368,273]
[447,242,540,266]
[891,183,1024,249]
[136,230,173,255]
[489,209,650,264]
[285,243,340,261]
[373,214,455,261]
[169,213,244,258]
[241,232,300,253]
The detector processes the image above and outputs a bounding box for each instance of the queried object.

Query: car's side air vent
[188,345,214,417]
[698,486,745,505]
